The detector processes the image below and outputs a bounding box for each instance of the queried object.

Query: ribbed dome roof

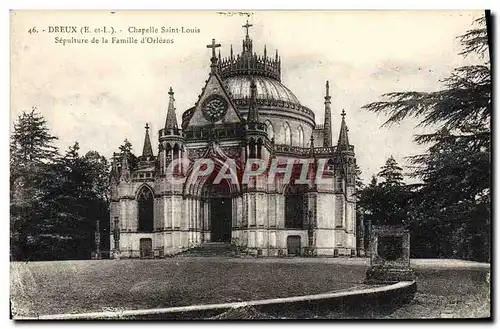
[224,75,301,106]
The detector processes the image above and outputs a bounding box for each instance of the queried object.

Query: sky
[10,10,486,183]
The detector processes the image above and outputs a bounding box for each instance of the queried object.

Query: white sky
[10,10,486,183]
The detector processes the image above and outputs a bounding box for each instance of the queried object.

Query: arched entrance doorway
[203,179,232,242]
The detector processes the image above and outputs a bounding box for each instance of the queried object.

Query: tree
[378,155,403,187]
[10,109,60,260]
[27,143,112,260]
[353,164,366,247]
[83,151,110,203]
[354,164,365,192]
[119,138,133,154]
[118,138,138,169]
[82,150,111,254]
[358,158,410,227]
[10,108,59,169]
[361,16,491,261]
[10,109,112,260]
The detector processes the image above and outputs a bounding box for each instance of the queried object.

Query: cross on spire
[206,38,221,71]
[145,123,149,131]
[206,38,221,59]
[341,109,346,118]
[242,20,253,37]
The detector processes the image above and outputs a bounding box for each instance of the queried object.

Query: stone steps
[176,242,239,257]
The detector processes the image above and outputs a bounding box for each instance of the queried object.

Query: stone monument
[365,225,416,284]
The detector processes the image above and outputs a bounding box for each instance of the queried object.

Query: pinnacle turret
[337,109,350,150]
[142,123,153,157]
[323,80,332,147]
[165,87,178,130]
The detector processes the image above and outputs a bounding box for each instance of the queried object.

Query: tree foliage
[10,108,58,169]
[10,110,110,260]
[378,155,404,187]
[354,164,365,192]
[358,158,410,227]
[10,108,60,260]
[361,16,491,261]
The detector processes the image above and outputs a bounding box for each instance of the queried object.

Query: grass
[10,258,490,319]
[10,258,365,317]
[384,268,491,319]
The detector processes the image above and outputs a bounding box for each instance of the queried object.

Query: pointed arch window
[248,138,256,159]
[265,120,275,140]
[284,185,306,229]
[283,122,291,146]
[137,186,154,232]
[257,138,263,159]
[297,126,304,147]
[173,143,181,174]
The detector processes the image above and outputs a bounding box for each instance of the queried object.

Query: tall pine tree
[378,155,404,187]
[362,16,491,261]
[358,158,409,227]
[11,109,111,260]
[10,108,59,260]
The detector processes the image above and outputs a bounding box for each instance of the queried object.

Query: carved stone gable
[186,73,242,128]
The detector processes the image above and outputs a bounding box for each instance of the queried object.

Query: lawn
[10,258,490,319]
[10,258,366,317]
[385,267,490,319]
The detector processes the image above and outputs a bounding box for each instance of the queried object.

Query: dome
[223,75,301,106]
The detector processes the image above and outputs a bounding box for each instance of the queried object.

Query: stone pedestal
[365,225,415,284]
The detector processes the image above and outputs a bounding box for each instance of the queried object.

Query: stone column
[112,217,120,259]
[357,212,365,256]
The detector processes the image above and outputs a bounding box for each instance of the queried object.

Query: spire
[323,80,332,147]
[165,87,178,130]
[230,44,234,59]
[142,123,153,157]
[337,109,350,150]
[247,78,259,123]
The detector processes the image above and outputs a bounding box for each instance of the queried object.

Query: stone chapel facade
[109,22,360,258]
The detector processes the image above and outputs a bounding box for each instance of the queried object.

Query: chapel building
[109,22,360,258]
